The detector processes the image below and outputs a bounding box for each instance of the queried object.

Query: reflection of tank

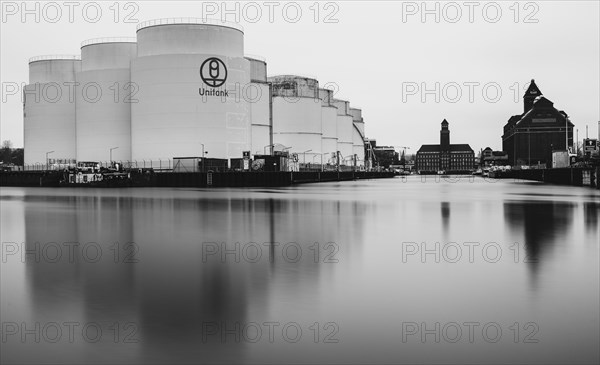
[268,75,322,157]
[131,19,251,161]
[24,56,81,164]
[76,38,137,162]
[332,99,353,164]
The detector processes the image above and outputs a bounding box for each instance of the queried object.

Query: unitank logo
[200,58,227,87]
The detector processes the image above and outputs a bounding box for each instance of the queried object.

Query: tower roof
[441,119,449,126]
[524,79,542,98]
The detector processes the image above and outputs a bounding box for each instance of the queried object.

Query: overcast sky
[1,0,599,154]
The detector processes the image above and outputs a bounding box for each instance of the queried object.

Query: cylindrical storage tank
[246,55,267,83]
[24,56,81,165]
[332,99,353,164]
[349,107,365,167]
[131,19,251,161]
[319,89,337,164]
[268,75,322,158]
[349,107,364,136]
[76,38,137,162]
[246,56,270,155]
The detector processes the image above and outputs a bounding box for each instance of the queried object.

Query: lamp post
[264,144,274,155]
[45,151,54,170]
[201,144,208,172]
[565,115,570,152]
[109,146,119,163]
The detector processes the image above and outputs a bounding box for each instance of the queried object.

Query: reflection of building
[480,147,509,167]
[416,119,475,173]
[502,80,574,167]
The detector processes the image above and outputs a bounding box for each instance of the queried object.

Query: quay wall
[0,171,395,188]
[491,167,598,188]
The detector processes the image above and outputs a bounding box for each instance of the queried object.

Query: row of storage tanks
[24,19,366,167]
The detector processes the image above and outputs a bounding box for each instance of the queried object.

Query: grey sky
[1,0,599,154]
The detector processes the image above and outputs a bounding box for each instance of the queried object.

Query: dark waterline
[1,177,599,364]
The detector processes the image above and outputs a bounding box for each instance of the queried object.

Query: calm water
[1,176,599,364]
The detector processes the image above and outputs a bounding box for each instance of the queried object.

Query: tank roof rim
[29,55,81,63]
[136,18,244,33]
[81,37,137,48]
[268,74,319,81]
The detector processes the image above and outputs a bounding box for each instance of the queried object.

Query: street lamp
[45,151,55,170]
[109,146,119,163]
[264,144,274,155]
[565,115,570,152]
[201,144,208,172]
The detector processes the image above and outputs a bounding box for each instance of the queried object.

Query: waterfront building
[480,147,509,167]
[416,120,475,173]
[501,79,574,167]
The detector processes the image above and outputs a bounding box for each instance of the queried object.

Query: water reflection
[440,202,450,235]
[503,201,576,287]
[2,180,598,364]
[583,202,599,233]
[15,191,367,363]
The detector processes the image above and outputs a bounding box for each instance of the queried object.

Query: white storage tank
[131,19,251,161]
[332,99,354,165]
[268,75,322,158]
[246,55,270,155]
[24,55,81,165]
[349,107,365,167]
[76,38,137,162]
[268,75,323,158]
[319,88,338,164]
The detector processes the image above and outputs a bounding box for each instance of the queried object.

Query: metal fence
[21,160,175,172]
[15,159,364,173]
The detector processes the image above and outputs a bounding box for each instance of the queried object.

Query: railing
[136,18,244,32]
[29,55,81,63]
[81,37,137,47]
[15,159,366,173]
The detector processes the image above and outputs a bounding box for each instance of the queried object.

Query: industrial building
[415,120,475,173]
[23,18,367,171]
[502,79,574,167]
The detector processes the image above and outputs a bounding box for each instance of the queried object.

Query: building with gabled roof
[502,79,574,167]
